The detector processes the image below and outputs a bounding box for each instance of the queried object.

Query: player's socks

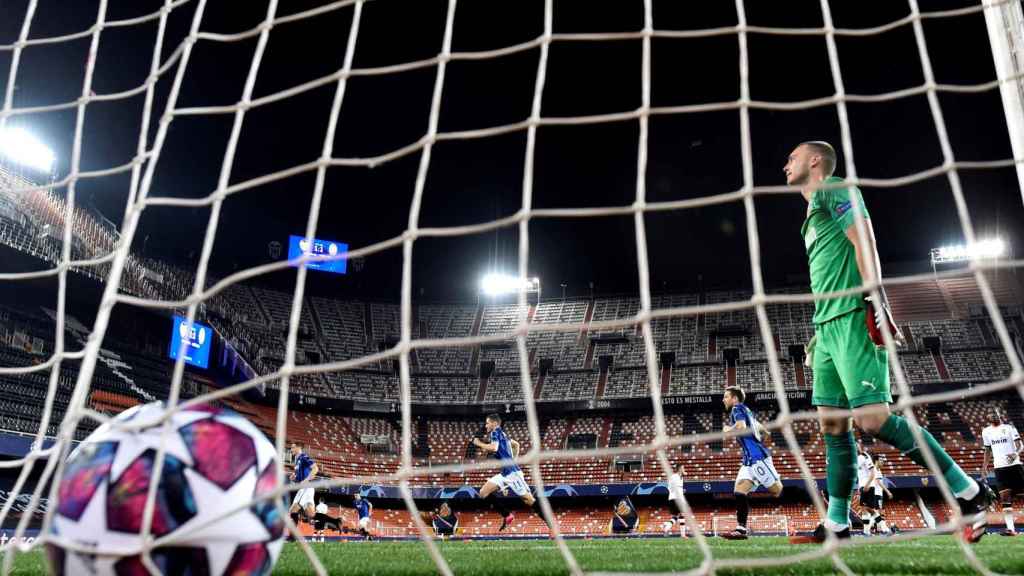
[1005,506,1016,532]
[674,515,687,537]
[862,514,872,536]
[824,432,856,529]
[876,414,977,497]
[734,492,750,531]
[491,500,509,518]
[875,514,891,534]
[531,500,552,528]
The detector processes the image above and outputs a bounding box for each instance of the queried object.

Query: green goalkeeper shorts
[810,307,892,409]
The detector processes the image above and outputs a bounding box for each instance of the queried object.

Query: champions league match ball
[46,402,286,575]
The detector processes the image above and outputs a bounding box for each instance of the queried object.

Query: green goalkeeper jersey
[800,176,869,325]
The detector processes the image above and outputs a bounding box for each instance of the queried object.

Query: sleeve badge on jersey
[835,200,851,216]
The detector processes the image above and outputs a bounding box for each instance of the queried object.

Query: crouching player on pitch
[313,496,345,539]
[471,413,552,532]
[610,497,639,535]
[719,386,784,540]
[419,502,459,538]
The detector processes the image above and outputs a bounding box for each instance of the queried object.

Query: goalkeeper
[784,141,988,543]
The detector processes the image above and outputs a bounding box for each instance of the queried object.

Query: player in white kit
[982,411,1024,536]
[870,457,892,534]
[856,445,892,535]
[856,445,877,535]
[663,463,688,538]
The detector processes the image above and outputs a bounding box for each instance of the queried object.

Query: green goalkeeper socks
[824,432,857,528]
[876,414,975,496]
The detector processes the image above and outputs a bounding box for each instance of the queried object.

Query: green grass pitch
[12,535,1024,574]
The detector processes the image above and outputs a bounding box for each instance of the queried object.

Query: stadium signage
[168,315,212,369]
[678,395,714,404]
[286,235,349,275]
[751,390,809,403]
[325,476,942,499]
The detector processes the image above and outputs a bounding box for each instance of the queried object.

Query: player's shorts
[995,464,1024,492]
[811,308,892,409]
[358,516,371,530]
[487,470,530,497]
[873,490,885,509]
[736,457,781,489]
[859,488,877,509]
[292,487,315,509]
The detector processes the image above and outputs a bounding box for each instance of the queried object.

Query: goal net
[1,0,1024,575]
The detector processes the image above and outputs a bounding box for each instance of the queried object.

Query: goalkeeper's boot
[720,526,748,540]
[958,487,991,543]
[499,513,514,532]
[789,523,850,544]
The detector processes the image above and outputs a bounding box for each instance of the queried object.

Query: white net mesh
[0,0,1022,575]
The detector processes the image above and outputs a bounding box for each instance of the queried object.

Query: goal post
[983,0,1024,205]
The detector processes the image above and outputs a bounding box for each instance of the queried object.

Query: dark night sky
[2,0,1022,303]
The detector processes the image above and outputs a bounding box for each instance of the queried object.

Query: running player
[719,386,784,540]
[288,442,318,531]
[982,411,1024,536]
[664,463,689,538]
[352,493,373,539]
[471,413,551,531]
[785,141,988,544]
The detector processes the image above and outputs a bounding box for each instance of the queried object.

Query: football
[45,402,286,575]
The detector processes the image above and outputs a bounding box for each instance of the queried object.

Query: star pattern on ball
[106,450,196,537]
[179,417,256,490]
[176,466,269,576]
[100,406,207,482]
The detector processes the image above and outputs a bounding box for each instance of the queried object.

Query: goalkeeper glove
[864,294,904,347]
[803,334,817,368]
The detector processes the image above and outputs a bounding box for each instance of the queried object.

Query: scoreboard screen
[169,315,212,369]
[286,235,349,275]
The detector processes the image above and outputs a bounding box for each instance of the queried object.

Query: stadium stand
[3,171,1024,541]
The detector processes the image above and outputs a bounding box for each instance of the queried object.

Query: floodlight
[479,273,540,296]
[0,127,55,173]
[930,238,1007,264]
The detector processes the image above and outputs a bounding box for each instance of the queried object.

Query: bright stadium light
[930,238,1007,264]
[0,126,55,173]
[479,273,540,296]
